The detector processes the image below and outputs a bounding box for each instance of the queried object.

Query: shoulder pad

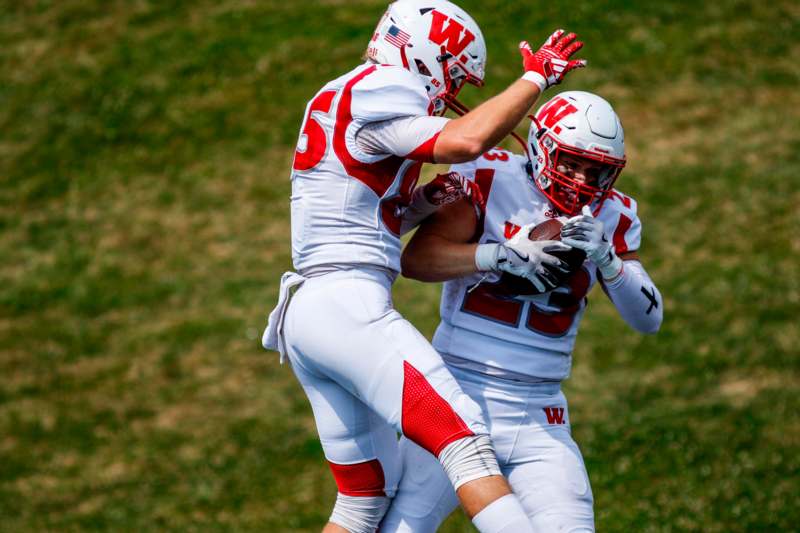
[598,189,642,254]
[602,189,638,217]
[452,151,527,180]
[476,149,527,170]
[449,158,480,176]
[350,65,431,123]
[450,151,527,180]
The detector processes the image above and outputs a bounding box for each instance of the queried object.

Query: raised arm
[433,31,586,163]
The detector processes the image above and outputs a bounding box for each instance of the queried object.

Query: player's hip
[292,243,402,275]
[284,267,397,339]
[445,364,575,463]
[432,322,574,382]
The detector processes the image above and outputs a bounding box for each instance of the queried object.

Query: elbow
[641,321,661,335]
[636,312,663,335]
[455,137,486,163]
[457,138,486,162]
[401,252,442,282]
[438,136,486,164]
[400,252,426,281]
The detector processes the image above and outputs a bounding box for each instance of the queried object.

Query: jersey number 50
[293,90,337,171]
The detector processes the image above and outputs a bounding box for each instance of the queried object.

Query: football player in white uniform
[380,91,663,532]
[262,1,589,532]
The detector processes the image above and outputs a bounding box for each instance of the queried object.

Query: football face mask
[539,137,625,215]
[436,51,484,116]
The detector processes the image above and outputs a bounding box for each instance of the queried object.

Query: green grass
[1,0,798,530]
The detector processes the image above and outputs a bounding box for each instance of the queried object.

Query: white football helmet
[366,1,486,115]
[527,91,626,215]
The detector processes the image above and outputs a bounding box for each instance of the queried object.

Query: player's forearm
[433,80,541,164]
[401,235,479,282]
[604,260,663,334]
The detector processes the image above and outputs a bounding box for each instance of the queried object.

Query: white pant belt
[441,352,561,385]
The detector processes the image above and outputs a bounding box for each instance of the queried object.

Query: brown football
[528,218,564,241]
[495,219,587,297]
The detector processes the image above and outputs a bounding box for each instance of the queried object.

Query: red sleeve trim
[612,213,633,254]
[469,168,495,242]
[405,131,441,163]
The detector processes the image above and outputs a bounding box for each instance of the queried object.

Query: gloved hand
[475,223,573,293]
[402,172,484,235]
[561,205,623,280]
[422,172,485,209]
[519,29,587,91]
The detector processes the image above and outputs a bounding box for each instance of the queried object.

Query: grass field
[1,0,799,531]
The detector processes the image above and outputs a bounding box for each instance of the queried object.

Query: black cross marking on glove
[641,286,658,315]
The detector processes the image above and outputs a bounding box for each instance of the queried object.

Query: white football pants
[381,365,595,532]
[281,268,488,498]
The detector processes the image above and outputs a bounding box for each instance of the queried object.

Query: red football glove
[423,172,485,211]
[520,29,586,91]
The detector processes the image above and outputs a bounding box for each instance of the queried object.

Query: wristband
[521,71,546,92]
[598,254,624,281]
[475,243,501,272]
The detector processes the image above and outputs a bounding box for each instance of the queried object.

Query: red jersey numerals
[462,268,591,337]
[293,90,337,171]
[482,149,509,162]
[526,268,590,336]
[462,284,524,326]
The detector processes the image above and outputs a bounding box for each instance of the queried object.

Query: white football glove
[475,223,573,293]
[561,205,623,280]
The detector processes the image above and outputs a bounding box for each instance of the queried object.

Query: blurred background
[1,0,798,530]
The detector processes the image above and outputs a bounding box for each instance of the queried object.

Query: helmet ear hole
[538,174,551,189]
[414,59,432,77]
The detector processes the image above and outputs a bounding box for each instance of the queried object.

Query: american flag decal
[385,25,411,48]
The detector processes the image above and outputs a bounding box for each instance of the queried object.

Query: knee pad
[379,439,459,533]
[437,433,502,491]
[329,493,391,533]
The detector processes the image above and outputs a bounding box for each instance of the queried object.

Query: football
[528,218,564,241]
[495,219,587,297]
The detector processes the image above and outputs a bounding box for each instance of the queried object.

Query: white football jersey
[433,150,642,381]
[291,63,443,274]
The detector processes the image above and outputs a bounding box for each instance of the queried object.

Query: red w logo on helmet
[536,97,578,129]
[429,10,475,56]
